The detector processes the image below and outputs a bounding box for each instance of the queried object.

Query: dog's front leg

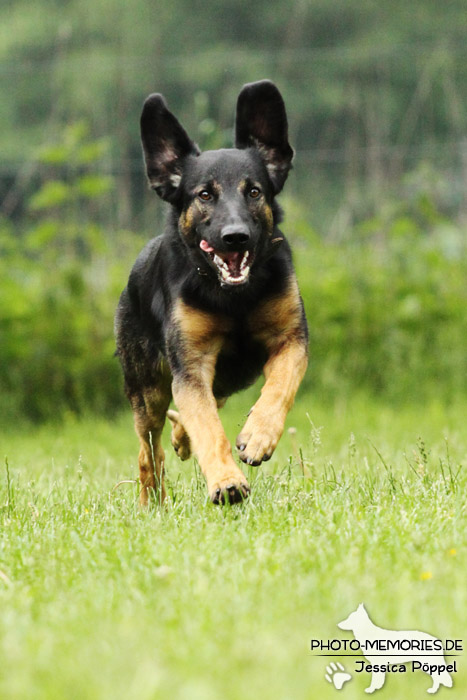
[172,377,250,503]
[236,278,308,465]
[236,338,308,465]
[169,302,250,504]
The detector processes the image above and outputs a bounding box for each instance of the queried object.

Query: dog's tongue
[223,252,242,274]
[200,239,214,253]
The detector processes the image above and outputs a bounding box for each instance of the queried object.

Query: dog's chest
[212,325,268,398]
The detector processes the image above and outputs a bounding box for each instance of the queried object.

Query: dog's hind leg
[131,385,171,506]
[167,410,192,461]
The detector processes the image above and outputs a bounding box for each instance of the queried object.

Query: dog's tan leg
[172,380,249,503]
[170,302,249,504]
[236,340,307,464]
[236,278,308,465]
[131,384,171,506]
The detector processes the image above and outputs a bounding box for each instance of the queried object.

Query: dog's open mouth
[200,239,252,285]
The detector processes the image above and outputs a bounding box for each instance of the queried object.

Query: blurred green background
[1,0,466,423]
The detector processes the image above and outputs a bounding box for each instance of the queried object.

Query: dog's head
[140,80,294,287]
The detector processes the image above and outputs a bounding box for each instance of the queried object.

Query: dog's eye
[249,187,261,199]
[198,190,212,202]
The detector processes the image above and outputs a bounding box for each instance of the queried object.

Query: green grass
[1,391,466,699]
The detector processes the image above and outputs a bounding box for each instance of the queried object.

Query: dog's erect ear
[235,80,294,194]
[140,94,200,201]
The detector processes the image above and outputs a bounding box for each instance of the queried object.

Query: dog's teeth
[213,254,230,273]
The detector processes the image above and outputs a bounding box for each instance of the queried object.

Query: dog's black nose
[221,224,250,246]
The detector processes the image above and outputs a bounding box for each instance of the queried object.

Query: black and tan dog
[115,80,308,505]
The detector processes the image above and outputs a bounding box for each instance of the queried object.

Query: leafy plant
[0,124,141,423]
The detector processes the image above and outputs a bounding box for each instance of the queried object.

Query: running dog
[115,80,308,505]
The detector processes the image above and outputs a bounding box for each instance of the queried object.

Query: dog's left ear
[235,80,294,193]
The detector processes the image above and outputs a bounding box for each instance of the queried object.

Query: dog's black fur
[115,80,308,505]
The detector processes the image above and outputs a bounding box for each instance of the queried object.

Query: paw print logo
[325,662,352,690]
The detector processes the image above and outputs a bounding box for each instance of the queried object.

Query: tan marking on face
[261,203,274,235]
[179,203,196,237]
[211,180,222,197]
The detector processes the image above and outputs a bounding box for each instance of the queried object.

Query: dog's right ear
[235,80,294,194]
[140,94,200,201]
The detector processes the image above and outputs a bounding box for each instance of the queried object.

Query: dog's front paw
[208,470,250,505]
[236,411,282,465]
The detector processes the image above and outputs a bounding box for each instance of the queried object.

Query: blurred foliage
[0,124,145,422]
[298,232,467,403]
[292,170,467,403]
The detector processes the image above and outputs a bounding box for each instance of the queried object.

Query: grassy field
[1,389,466,699]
